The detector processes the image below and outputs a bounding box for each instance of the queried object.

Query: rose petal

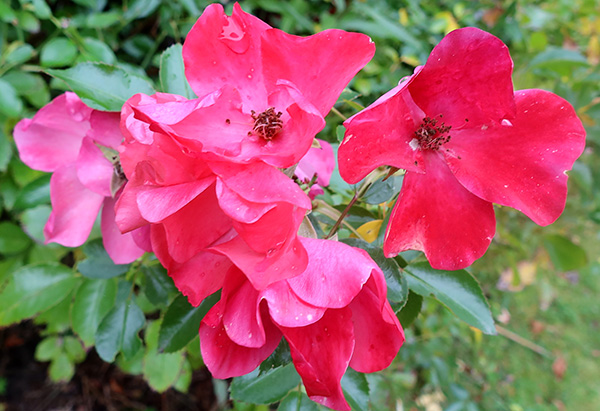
[446,89,586,226]
[88,110,122,149]
[383,151,496,270]
[260,281,326,327]
[44,164,104,247]
[100,196,145,264]
[200,301,281,379]
[348,276,404,373]
[76,137,113,197]
[14,93,91,172]
[339,80,425,183]
[408,27,516,127]
[261,28,375,117]
[287,238,374,308]
[280,308,354,411]
[183,3,270,107]
[296,139,335,188]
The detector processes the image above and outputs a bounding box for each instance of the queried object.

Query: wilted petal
[446,89,586,226]
[383,152,496,270]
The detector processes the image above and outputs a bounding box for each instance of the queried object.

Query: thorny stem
[330,107,347,121]
[313,199,363,240]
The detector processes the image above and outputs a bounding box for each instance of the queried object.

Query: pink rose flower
[13,92,146,264]
[132,3,375,168]
[199,238,404,410]
[295,139,335,198]
[338,28,586,270]
[116,94,312,297]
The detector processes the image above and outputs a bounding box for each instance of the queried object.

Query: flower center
[251,107,283,141]
[412,116,452,151]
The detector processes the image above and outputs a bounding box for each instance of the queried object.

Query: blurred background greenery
[0,0,599,410]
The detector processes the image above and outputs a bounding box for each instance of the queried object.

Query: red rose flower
[199,238,404,410]
[338,28,586,270]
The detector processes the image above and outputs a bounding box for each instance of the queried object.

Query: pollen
[413,116,452,150]
[251,107,283,141]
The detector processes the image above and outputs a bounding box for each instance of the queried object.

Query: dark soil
[0,322,217,411]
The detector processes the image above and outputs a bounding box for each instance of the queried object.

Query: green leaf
[278,391,319,411]
[230,363,301,404]
[530,47,589,73]
[20,205,51,243]
[397,291,422,327]
[123,0,162,20]
[40,37,78,68]
[0,263,79,326]
[142,264,176,306]
[95,299,145,362]
[49,352,75,382]
[0,78,23,117]
[159,44,195,98]
[12,174,50,210]
[77,239,130,279]
[5,43,34,65]
[46,62,155,111]
[64,336,86,363]
[362,175,403,205]
[158,292,219,353]
[341,369,369,411]
[259,339,292,373]
[0,222,31,255]
[81,37,117,64]
[142,320,185,392]
[35,336,61,361]
[29,0,52,19]
[543,234,588,272]
[2,71,49,107]
[403,262,496,334]
[84,11,121,28]
[0,129,12,172]
[71,278,118,346]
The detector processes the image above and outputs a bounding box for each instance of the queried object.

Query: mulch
[0,322,217,411]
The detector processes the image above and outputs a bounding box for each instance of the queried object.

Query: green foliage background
[1,0,599,410]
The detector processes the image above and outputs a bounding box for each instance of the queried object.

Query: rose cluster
[13,2,585,410]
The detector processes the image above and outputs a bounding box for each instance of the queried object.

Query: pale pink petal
[14,93,91,172]
[183,3,270,107]
[408,27,516,127]
[100,196,145,264]
[88,111,122,149]
[261,28,375,117]
[200,301,281,379]
[131,225,152,252]
[339,81,425,184]
[260,281,326,327]
[44,164,104,247]
[76,137,113,197]
[348,277,404,373]
[287,238,374,309]
[296,139,335,188]
[446,89,586,226]
[280,308,354,411]
[383,152,496,270]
